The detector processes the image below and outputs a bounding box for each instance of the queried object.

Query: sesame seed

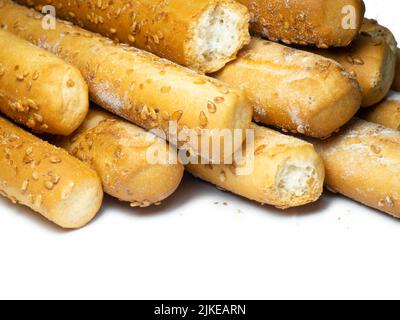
[21,180,29,193]
[25,147,33,155]
[16,73,25,81]
[44,181,54,190]
[220,171,227,183]
[32,172,39,180]
[32,70,39,80]
[49,157,61,164]
[199,111,208,127]
[66,79,75,87]
[207,101,217,114]
[214,97,225,104]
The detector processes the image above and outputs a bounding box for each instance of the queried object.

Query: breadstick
[311,19,398,107]
[0,116,103,228]
[186,124,325,209]
[16,0,250,73]
[393,48,400,91]
[213,38,362,138]
[237,0,365,48]
[0,1,252,162]
[0,29,88,135]
[54,108,184,206]
[361,98,400,130]
[312,119,400,218]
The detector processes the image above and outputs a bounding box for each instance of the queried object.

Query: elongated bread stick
[312,119,400,218]
[54,108,184,206]
[213,38,362,138]
[311,19,398,107]
[187,124,325,209]
[362,98,400,130]
[16,0,250,73]
[237,0,365,48]
[0,29,88,135]
[393,48,400,91]
[0,116,103,228]
[0,1,252,161]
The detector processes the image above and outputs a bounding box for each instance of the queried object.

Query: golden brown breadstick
[312,119,400,218]
[0,29,88,135]
[213,38,362,138]
[393,48,400,91]
[237,0,365,48]
[0,1,252,161]
[16,0,250,73]
[362,99,400,130]
[54,108,184,206]
[187,124,325,209]
[0,115,103,228]
[311,19,397,107]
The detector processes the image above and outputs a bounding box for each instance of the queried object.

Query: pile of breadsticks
[0,0,399,228]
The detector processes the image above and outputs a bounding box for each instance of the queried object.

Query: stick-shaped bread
[311,19,398,107]
[0,116,103,228]
[393,48,400,91]
[237,0,365,48]
[361,98,400,130]
[187,124,325,209]
[16,0,250,73]
[312,119,400,218]
[0,29,88,135]
[0,1,252,161]
[213,38,362,138]
[54,108,184,207]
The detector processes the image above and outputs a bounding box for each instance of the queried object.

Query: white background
[0,0,400,300]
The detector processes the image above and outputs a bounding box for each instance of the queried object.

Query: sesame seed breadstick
[393,48,400,91]
[16,0,250,73]
[186,124,325,209]
[213,38,362,138]
[0,1,252,162]
[361,99,400,131]
[237,0,365,48]
[312,119,400,218]
[0,29,88,135]
[54,108,184,207]
[0,115,103,228]
[310,19,398,107]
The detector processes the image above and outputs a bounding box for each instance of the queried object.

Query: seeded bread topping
[187,123,325,209]
[0,115,103,229]
[310,19,398,107]
[237,0,365,48]
[54,108,184,205]
[0,29,88,135]
[16,0,251,73]
[0,0,253,162]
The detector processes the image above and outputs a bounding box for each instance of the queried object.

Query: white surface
[1,0,400,300]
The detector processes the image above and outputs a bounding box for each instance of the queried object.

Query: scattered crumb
[223,202,228,206]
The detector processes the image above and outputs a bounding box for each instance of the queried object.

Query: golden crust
[0,116,103,229]
[311,19,398,107]
[238,0,364,47]
[0,29,88,135]
[55,108,184,206]
[16,0,250,73]
[0,1,252,161]
[213,38,362,138]
[187,123,325,209]
[362,99,400,131]
[313,119,400,218]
